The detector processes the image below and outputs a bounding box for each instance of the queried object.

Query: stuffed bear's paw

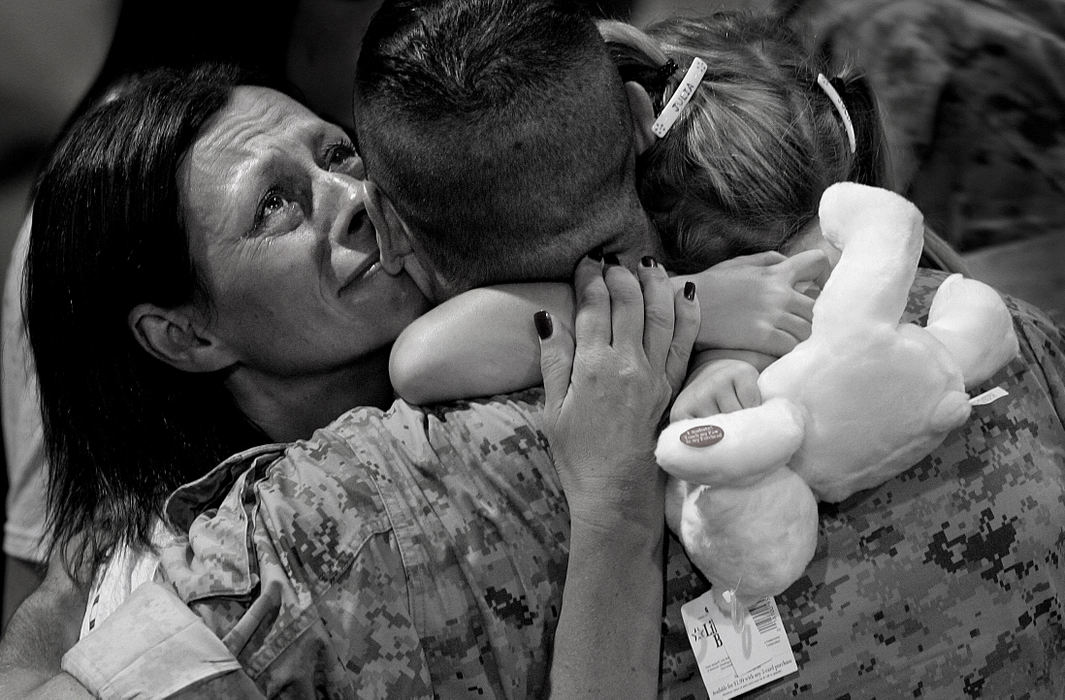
[655,398,804,486]
[925,274,1020,388]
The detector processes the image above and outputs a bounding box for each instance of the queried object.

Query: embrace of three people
[0,0,1063,698]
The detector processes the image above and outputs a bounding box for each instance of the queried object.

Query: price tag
[681,590,798,698]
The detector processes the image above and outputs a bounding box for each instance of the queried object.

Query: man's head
[354,0,656,297]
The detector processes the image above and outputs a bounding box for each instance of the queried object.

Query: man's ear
[364,180,414,276]
[364,180,444,302]
[625,81,657,156]
[128,304,236,373]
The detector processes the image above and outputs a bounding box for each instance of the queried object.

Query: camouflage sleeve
[158,443,436,698]
[196,526,434,699]
[1005,294,1065,430]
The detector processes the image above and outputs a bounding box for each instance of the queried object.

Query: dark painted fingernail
[534,310,553,339]
[640,256,657,268]
[587,247,603,262]
[684,281,696,301]
[603,252,620,265]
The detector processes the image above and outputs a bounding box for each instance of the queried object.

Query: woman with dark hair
[1,58,699,697]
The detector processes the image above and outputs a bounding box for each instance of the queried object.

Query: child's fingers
[573,255,610,348]
[715,389,743,414]
[719,250,788,269]
[776,312,813,343]
[535,310,574,424]
[735,374,762,409]
[636,257,675,370]
[783,249,831,289]
[785,290,816,322]
[664,282,700,396]
[602,256,644,350]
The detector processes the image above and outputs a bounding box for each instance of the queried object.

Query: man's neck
[223,347,395,443]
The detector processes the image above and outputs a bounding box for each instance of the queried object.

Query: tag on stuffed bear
[681,590,797,698]
[969,385,1008,406]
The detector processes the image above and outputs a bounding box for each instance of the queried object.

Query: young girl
[389,10,966,415]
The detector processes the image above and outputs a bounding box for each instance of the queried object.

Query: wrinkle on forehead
[198,87,301,156]
[182,88,308,249]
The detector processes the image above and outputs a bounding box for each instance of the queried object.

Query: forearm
[0,572,90,698]
[390,283,575,404]
[550,496,665,699]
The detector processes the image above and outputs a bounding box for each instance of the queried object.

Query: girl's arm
[390,252,826,406]
[389,283,575,405]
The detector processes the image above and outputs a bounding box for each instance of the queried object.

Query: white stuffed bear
[656,182,1020,609]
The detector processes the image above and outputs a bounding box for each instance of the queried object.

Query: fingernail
[603,252,620,266]
[534,310,553,339]
[587,247,603,262]
[640,256,657,268]
[684,281,696,301]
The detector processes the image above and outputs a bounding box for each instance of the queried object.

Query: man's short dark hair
[354,0,645,292]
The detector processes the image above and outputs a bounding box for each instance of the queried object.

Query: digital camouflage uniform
[64,269,1065,698]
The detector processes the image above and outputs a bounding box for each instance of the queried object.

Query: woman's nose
[319,173,370,245]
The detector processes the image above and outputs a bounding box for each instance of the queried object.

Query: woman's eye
[251,188,300,237]
[262,192,287,216]
[325,142,359,172]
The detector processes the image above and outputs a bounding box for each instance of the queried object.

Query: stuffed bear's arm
[814,183,924,331]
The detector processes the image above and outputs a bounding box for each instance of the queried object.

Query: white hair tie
[651,57,708,138]
[816,73,856,153]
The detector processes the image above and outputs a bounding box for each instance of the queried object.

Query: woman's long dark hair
[25,63,268,581]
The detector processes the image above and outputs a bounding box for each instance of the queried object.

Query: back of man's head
[354,0,650,294]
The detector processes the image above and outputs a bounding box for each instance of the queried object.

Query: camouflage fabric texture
[155,269,1064,698]
[781,0,1065,252]
[158,391,568,698]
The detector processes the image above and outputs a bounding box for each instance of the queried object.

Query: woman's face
[179,86,430,376]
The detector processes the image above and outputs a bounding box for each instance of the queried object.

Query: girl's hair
[25,63,269,581]
[600,13,892,273]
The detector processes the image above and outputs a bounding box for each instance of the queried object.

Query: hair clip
[816,73,856,154]
[651,57,707,138]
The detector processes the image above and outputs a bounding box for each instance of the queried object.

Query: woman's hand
[536,254,700,528]
[536,254,699,699]
[681,249,829,357]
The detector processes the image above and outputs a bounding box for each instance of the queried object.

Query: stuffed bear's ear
[625,81,656,156]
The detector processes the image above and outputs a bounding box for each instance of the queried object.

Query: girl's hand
[536,255,699,528]
[684,249,830,357]
[670,357,762,421]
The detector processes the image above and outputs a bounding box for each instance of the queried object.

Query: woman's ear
[364,180,444,302]
[128,304,236,373]
[625,81,657,156]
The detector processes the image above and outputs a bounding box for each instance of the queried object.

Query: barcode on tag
[681,591,798,698]
[749,598,777,636]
